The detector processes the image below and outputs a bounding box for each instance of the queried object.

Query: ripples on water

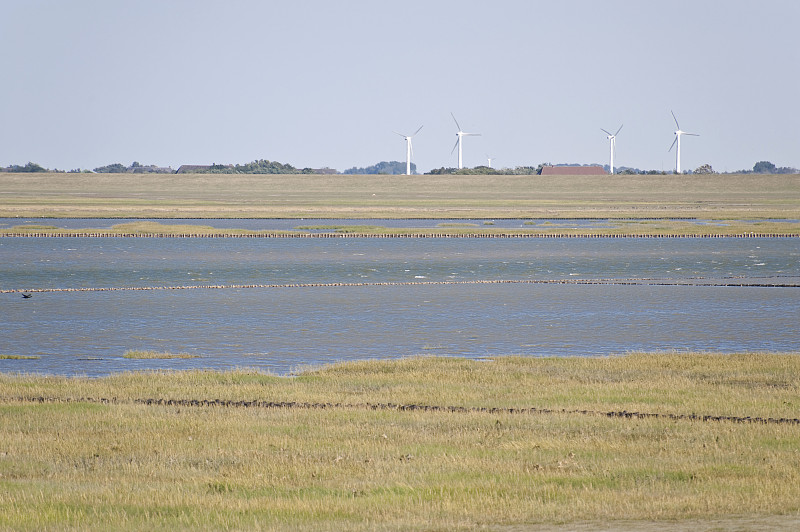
[1,237,798,375]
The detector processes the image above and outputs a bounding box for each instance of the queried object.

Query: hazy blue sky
[2,0,798,173]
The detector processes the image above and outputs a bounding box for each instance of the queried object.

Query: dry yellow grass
[122,350,199,360]
[3,218,799,237]
[1,353,799,530]
[1,172,798,220]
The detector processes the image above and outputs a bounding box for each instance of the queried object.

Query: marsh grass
[0,355,40,360]
[3,219,799,238]
[122,350,199,360]
[436,222,479,227]
[1,353,799,530]
[293,225,388,233]
[8,224,59,231]
[1,172,798,221]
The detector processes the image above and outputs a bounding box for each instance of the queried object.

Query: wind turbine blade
[600,128,613,136]
[393,131,405,138]
[464,133,481,136]
[669,137,678,152]
[615,124,623,136]
[684,133,700,136]
[671,110,680,130]
[451,112,462,131]
[413,125,424,136]
[451,138,460,155]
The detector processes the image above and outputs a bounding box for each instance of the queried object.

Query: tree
[5,162,48,172]
[694,164,715,174]
[343,161,410,175]
[24,162,47,172]
[93,163,128,173]
[753,161,777,174]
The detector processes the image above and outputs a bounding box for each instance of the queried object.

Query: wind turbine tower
[600,125,623,174]
[451,113,481,169]
[394,126,423,175]
[669,111,699,174]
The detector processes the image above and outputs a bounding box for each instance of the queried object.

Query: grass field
[2,353,799,531]
[2,173,799,529]
[1,172,799,221]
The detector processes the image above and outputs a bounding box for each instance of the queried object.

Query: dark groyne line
[8,395,800,426]
[2,232,798,239]
[4,277,799,294]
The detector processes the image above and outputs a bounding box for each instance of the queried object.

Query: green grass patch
[9,224,59,231]
[0,354,40,360]
[294,224,387,233]
[122,350,199,360]
[1,353,799,530]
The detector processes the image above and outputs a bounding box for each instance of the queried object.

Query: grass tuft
[122,350,199,359]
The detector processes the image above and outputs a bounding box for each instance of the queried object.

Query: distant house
[540,165,608,176]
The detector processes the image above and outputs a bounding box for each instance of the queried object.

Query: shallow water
[1,217,614,231]
[1,236,798,376]
[3,217,797,232]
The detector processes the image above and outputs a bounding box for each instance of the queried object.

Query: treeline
[0,162,50,173]
[3,159,798,175]
[93,162,174,174]
[194,160,315,174]
[343,161,413,175]
[426,165,541,175]
[0,162,94,173]
[738,161,798,174]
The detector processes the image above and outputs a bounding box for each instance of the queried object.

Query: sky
[1,0,798,174]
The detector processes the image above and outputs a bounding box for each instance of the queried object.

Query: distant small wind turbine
[451,113,481,169]
[669,111,699,174]
[600,125,623,174]
[394,126,423,175]
[486,155,496,168]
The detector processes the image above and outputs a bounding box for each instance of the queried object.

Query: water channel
[1,230,798,376]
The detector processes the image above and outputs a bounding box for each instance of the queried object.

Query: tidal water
[1,236,798,376]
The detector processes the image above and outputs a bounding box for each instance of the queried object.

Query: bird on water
[21,293,32,298]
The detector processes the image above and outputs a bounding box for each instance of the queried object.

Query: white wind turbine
[486,154,496,168]
[451,113,481,169]
[394,125,423,175]
[600,124,623,174]
[669,111,699,174]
